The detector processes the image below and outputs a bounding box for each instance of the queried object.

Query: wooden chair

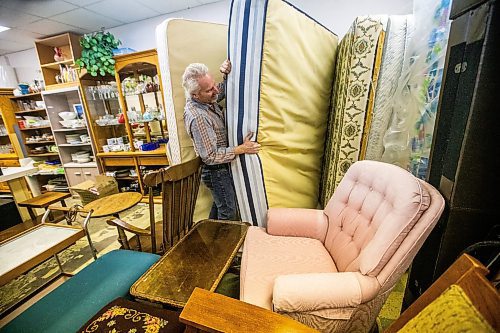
[43,203,98,259]
[107,157,202,254]
[180,287,318,333]
[386,253,500,332]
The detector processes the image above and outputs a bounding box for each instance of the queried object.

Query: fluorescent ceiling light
[0,26,11,33]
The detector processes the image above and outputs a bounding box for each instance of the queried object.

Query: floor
[0,197,406,330]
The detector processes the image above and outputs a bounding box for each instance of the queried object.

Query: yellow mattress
[227,0,338,226]
[155,19,228,221]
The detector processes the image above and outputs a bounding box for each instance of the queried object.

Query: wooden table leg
[27,207,37,222]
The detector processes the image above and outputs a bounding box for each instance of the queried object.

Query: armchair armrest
[273,272,381,313]
[106,218,151,236]
[267,208,328,242]
[180,287,318,332]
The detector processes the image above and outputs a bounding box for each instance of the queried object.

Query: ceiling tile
[1,0,78,18]
[0,6,41,28]
[0,28,44,44]
[0,38,33,51]
[136,0,198,14]
[21,19,90,36]
[86,0,160,23]
[51,8,123,31]
[196,0,225,5]
[62,0,102,6]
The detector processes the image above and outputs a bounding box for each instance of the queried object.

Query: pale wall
[3,0,413,84]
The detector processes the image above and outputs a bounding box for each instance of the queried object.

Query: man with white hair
[182,60,260,220]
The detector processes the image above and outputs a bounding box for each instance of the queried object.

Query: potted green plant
[75,30,121,77]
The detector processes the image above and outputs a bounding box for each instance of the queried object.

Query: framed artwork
[73,103,84,119]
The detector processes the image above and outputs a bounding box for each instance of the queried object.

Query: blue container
[140,142,160,151]
[18,84,30,95]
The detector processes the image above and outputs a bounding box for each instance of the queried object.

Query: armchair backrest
[143,157,202,252]
[322,160,444,278]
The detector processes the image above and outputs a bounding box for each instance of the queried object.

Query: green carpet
[378,273,408,331]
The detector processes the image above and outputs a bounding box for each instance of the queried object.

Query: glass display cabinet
[92,50,169,194]
[80,75,125,153]
[115,49,168,152]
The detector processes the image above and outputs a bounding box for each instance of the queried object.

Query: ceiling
[0,0,221,56]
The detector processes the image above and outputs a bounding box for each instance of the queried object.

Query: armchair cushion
[241,227,337,310]
[323,160,431,275]
[273,272,380,314]
[267,208,328,242]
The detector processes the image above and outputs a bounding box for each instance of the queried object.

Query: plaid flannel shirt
[184,81,235,165]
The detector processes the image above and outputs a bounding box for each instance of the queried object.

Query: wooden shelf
[0,153,18,160]
[40,59,74,70]
[9,92,42,100]
[28,153,59,157]
[15,108,46,114]
[20,126,52,131]
[25,140,55,145]
[58,143,91,147]
[97,145,166,157]
[52,128,87,132]
[115,176,138,181]
[44,82,79,91]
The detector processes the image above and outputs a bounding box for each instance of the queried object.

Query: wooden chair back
[386,253,500,332]
[143,156,202,253]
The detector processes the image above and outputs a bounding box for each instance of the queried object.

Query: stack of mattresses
[365,16,413,162]
[321,15,413,204]
[155,19,228,220]
[227,0,339,226]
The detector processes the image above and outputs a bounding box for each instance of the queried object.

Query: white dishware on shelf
[58,111,76,120]
[59,120,74,128]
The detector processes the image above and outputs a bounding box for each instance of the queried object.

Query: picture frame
[73,103,84,119]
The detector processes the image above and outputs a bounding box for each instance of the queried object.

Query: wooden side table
[130,220,249,308]
[18,191,71,221]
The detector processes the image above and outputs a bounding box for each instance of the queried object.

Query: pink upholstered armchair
[240,160,445,332]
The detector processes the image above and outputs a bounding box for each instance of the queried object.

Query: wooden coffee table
[130,219,249,308]
[0,223,85,286]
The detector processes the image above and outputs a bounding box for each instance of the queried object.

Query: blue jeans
[201,164,238,220]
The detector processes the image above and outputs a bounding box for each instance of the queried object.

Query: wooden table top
[83,192,143,218]
[130,220,249,308]
[181,288,318,332]
[0,223,84,286]
[18,191,71,208]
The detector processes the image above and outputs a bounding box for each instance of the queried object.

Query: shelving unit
[11,93,54,156]
[42,86,99,188]
[0,89,22,167]
[34,33,82,91]
[9,91,64,194]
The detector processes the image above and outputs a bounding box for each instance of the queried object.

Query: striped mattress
[227,0,338,226]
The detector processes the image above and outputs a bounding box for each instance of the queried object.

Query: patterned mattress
[227,0,338,226]
[155,19,228,220]
[365,15,413,161]
[321,16,387,205]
